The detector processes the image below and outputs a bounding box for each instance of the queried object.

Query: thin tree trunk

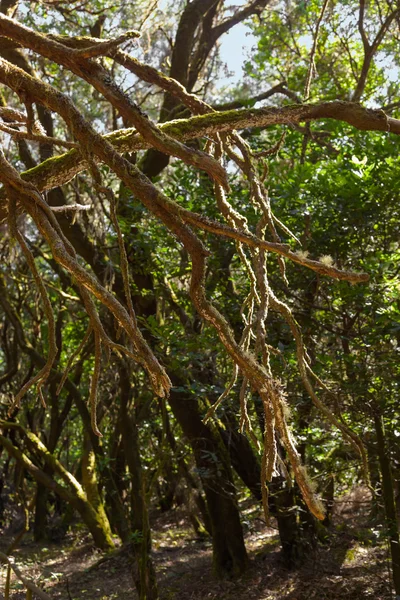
[374,413,400,596]
[33,482,49,542]
[81,433,114,545]
[119,365,159,600]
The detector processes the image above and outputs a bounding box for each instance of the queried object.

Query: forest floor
[0,486,394,600]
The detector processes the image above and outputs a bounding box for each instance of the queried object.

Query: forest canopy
[0,1,399,599]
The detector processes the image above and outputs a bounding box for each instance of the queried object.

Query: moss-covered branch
[0,101,394,203]
[0,425,114,549]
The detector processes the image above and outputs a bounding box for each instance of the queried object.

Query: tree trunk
[119,366,159,600]
[219,408,262,501]
[160,398,212,535]
[81,434,114,546]
[272,480,301,567]
[270,474,318,568]
[33,482,49,542]
[103,436,131,543]
[69,377,130,543]
[0,427,114,550]
[374,413,400,596]
[168,385,248,578]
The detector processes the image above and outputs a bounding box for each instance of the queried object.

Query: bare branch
[72,29,140,59]
[358,0,370,51]
[303,0,329,100]
[0,121,78,148]
[188,0,272,89]
[353,3,400,101]
[50,203,91,212]
[0,106,26,122]
[214,82,302,111]
[212,0,270,41]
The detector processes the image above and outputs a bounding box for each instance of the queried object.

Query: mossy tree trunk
[0,424,114,550]
[69,374,130,543]
[32,378,73,542]
[103,431,131,543]
[81,433,114,546]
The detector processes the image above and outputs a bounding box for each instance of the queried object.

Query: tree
[0,0,399,597]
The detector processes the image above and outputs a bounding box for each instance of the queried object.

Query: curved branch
[0,13,229,190]
[353,3,400,101]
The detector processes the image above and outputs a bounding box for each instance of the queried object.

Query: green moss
[23,149,74,176]
[345,547,357,563]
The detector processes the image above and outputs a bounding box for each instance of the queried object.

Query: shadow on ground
[0,490,393,600]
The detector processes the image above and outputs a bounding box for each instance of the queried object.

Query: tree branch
[187,0,271,90]
[358,0,370,51]
[72,29,140,59]
[353,3,400,101]
[213,82,301,110]
[0,553,53,600]
[303,0,329,100]
[0,13,229,190]
[0,100,396,225]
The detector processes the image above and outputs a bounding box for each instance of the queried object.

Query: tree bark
[81,433,114,546]
[119,365,159,600]
[33,481,49,542]
[0,426,114,550]
[374,413,400,596]
[168,384,248,578]
[219,408,262,501]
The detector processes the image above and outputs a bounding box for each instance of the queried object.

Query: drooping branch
[0,8,383,522]
[0,59,374,283]
[0,77,171,399]
[4,176,57,406]
[0,279,102,453]
[0,49,326,521]
[0,13,229,190]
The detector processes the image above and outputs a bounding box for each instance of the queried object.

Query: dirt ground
[0,487,394,600]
